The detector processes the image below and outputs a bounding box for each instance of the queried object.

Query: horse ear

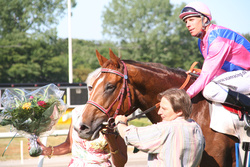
[109,48,121,67]
[96,50,108,67]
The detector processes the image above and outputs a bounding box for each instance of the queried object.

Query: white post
[68,0,73,84]
[67,0,73,107]
[20,140,23,164]
[37,137,48,167]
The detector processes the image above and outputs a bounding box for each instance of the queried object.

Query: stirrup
[243,113,250,130]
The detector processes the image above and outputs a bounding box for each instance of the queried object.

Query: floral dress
[68,105,111,167]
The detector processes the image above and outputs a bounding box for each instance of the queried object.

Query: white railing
[0,130,69,138]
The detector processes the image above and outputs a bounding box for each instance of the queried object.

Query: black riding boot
[224,89,250,128]
[225,89,250,110]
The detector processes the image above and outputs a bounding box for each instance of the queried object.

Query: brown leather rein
[101,61,199,128]
[127,61,200,122]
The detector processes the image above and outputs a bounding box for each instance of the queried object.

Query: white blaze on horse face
[89,75,105,101]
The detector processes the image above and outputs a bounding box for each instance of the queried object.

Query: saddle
[184,62,250,129]
[222,104,250,129]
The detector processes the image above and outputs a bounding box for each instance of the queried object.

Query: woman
[29,68,127,167]
[115,88,205,167]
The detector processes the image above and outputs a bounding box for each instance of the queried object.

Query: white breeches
[203,70,250,103]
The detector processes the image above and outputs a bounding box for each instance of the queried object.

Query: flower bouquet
[0,84,67,157]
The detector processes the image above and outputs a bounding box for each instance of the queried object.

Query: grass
[129,117,152,127]
[0,117,151,161]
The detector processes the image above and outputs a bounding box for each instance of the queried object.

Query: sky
[57,0,250,41]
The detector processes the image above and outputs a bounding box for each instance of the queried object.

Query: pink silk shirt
[187,24,250,98]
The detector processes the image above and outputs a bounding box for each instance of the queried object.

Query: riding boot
[224,89,250,128]
[225,89,250,110]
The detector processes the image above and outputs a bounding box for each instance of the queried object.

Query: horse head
[74,49,136,140]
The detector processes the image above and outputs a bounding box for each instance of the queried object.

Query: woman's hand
[115,115,128,125]
[28,138,52,156]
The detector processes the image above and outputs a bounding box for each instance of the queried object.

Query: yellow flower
[22,102,31,109]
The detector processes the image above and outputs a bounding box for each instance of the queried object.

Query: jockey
[179,1,250,126]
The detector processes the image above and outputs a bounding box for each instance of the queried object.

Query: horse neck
[127,62,189,123]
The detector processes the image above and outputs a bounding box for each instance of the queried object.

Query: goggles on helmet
[180,7,210,21]
[181,7,201,14]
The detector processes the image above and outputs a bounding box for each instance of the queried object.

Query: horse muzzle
[74,122,104,141]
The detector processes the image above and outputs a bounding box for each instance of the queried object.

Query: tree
[72,39,117,82]
[102,0,202,70]
[0,0,76,83]
[243,33,250,42]
[0,0,76,36]
[0,30,68,83]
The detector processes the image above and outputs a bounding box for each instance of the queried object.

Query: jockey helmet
[179,1,212,21]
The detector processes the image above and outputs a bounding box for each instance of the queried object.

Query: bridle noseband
[86,61,132,120]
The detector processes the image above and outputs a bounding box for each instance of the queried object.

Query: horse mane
[123,59,188,78]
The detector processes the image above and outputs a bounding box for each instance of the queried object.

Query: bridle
[86,61,198,130]
[86,61,132,123]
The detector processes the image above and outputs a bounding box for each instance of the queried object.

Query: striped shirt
[124,117,205,167]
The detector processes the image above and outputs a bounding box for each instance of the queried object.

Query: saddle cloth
[209,102,250,141]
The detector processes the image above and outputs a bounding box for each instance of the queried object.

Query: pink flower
[37,101,47,107]
[29,96,34,100]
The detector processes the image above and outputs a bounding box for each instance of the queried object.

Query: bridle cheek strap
[86,61,132,118]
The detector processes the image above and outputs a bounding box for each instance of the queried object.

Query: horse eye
[88,86,93,92]
[105,83,116,92]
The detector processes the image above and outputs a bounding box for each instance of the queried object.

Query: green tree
[243,33,250,42]
[0,30,68,83]
[102,0,202,70]
[0,0,76,83]
[0,0,76,36]
[72,39,117,82]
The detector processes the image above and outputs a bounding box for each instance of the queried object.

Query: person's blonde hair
[157,88,192,119]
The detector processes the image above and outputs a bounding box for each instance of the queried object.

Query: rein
[87,61,132,119]
[179,61,199,89]
[127,62,200,122]
[98,61,200,130]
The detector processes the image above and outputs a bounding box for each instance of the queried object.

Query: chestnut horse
[74,49,238,167]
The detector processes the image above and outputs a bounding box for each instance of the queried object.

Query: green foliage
[0,0,249,83]
[129,118,152,127]
[0,0,76,36]
[102,0,202,70]
[72,39,117,82]
[0,30,68,83]
[243,33,250,42]
[0,1,76,83]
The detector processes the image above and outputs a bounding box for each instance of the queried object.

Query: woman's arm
[34,123,73,157]
[104,131,128,167]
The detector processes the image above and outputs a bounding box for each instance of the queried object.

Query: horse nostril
[80,123,89,131]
